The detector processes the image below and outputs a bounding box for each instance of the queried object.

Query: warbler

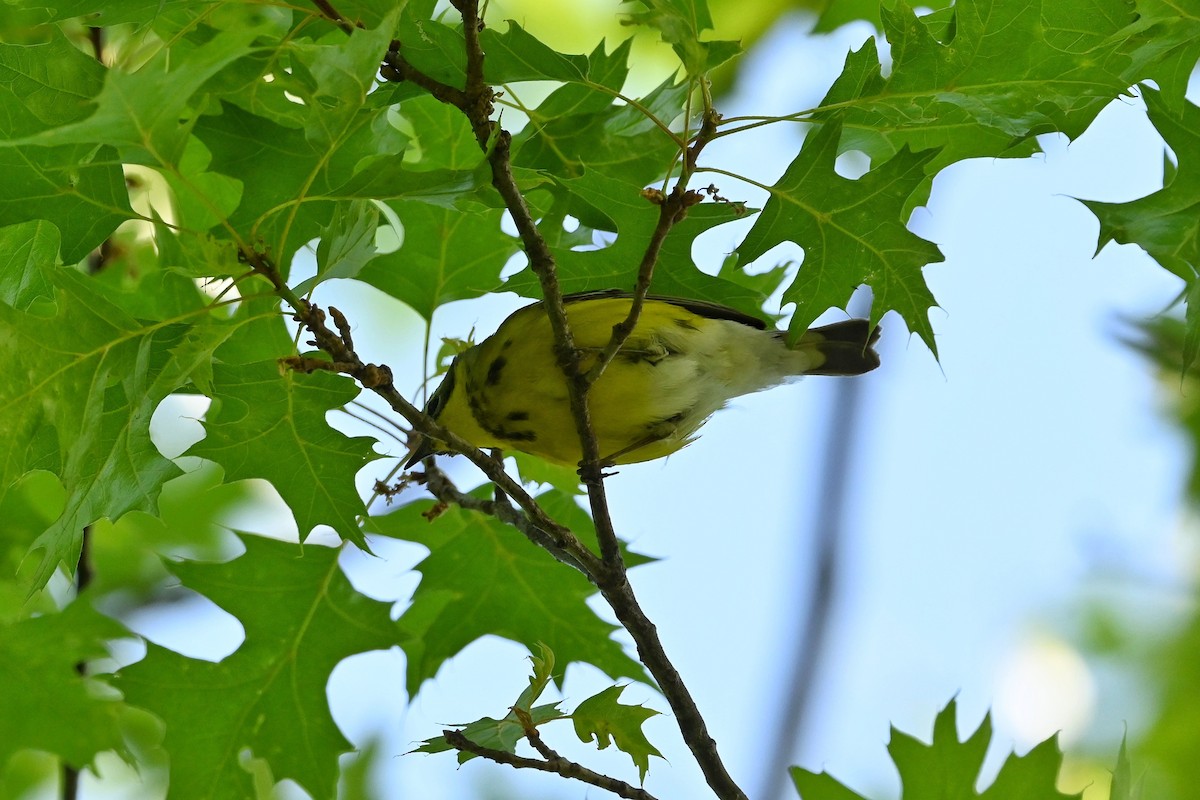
[405,290,880,468]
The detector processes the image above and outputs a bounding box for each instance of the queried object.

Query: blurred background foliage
[1089,316,1200,799]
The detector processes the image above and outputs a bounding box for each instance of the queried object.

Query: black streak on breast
[486,355,507,386]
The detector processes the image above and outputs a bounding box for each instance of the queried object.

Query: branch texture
[443,730,659,800]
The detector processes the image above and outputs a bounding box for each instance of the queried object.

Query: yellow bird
[405,290,879,468]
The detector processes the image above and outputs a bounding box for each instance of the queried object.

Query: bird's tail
[790,320,880,376]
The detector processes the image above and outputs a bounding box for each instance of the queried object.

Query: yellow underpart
[432,297,824,466]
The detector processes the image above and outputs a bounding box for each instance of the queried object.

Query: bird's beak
[403,434,437,470]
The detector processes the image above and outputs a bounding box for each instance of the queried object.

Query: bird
[405,289,879,468]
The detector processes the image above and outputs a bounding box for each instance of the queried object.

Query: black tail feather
[797,319,880,376]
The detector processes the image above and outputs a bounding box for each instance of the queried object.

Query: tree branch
[443,730,659,800]
[379,5,750,797]
[583,109,722,388]
[309,0,356,35]
[240,247,602,577]
[381,45,468,107]
[420,463,591,575]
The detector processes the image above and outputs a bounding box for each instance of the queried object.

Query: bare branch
[443,730,659,800]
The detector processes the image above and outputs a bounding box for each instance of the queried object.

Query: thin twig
[310,0,355,34]
[240,248,601,577]
[64,526,94,800]
[582,109,721,388]
[515,707,560,761]
[422,462,590,574]
[443,730,659,800]
[381,46,468,106]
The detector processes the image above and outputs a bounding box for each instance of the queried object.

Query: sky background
[101,7,1197,800]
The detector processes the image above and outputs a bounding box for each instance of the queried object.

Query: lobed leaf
[370,489,651,696]
[572,683,663,782]
[188,362,380,548]
[505,169,776,321]
[415,643,567,762]
[735,120,943,354]
[0,600,131,770]
[115,535,399,800]
[813,0,1150,185]
[0,269,194,589]
[621,0,742,77]
[1083,89,1200,368]
[792,698,1084,799]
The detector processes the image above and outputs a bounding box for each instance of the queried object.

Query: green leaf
[415,642,567,762]
[0,600,131,770]
[0,220,58,309]
[888,698,992,796]
[192,98,447,267]
[0,143,134,264]
[621,0,742,76]
[86,463,249,596]
[481,20,591,84]
[0,270,189,590]
[160,136,243,235]
[814,0,1144,178]
[978,733,1080,800]
[188,362,379,548]
[115,534,399,800]
[0,33,107,139]
[813,0,945,33]
[25,0,222,25]
[287,10,401,146]
[513,641,557,713]
[1083,88,1200,278]
[296,200,382,294]
[391,1,466,89]
[736,120,943,354]
[1083,90,1200,365]
[1109,735,1143,800]
[504,169,774,321]
[572,684,663,782]
[415,701,566,761]
[390,94,482,171]
[512,58,682,182]
[356,199,518,320]
[793,698,1083,800]
[6,24,267,168]
[1124,0,1200,113]
[791,767,871,800]
[510,452,584,494]
[369,489,650,696]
